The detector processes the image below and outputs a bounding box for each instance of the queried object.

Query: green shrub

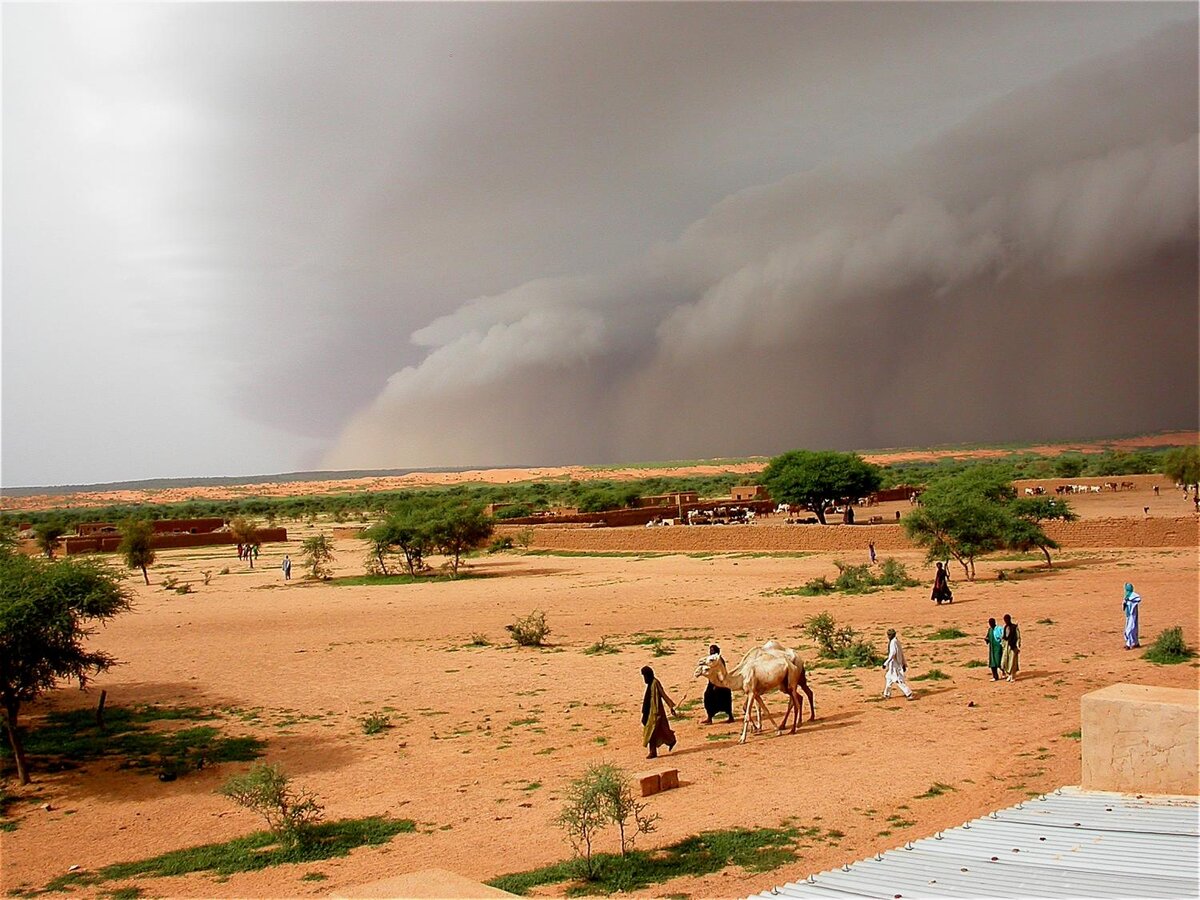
[804,612,879,666]
[798,576,835,595]
[877,558,919,588]
[928,627,968,640]
[912,668,950,681]
[833,561,873,593]
[468,633,491,647]
[507,610,550,647]
[487,536,515,553]
[220,764,323,848]
[584,637,620,656]
[1143,626,1195,665]
[359,714,390,735]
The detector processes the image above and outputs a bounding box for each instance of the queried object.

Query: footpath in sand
[1,482,1198,898]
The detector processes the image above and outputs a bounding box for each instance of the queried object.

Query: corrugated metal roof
[750,788,1199,899]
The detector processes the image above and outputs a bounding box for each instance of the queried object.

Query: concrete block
[639,773,661,797]
[1081,683,1199,795]
[660,768,680,790]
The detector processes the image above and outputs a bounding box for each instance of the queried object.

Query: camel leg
[799,670,815,721]
[739,690,756,743]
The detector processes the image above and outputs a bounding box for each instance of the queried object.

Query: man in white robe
[882,628,913,699]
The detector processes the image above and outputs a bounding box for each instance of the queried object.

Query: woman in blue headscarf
[1122,583,1141,650]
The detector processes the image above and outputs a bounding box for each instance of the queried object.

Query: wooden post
[96,690,107,730]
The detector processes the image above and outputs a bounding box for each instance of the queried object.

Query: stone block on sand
[639,773,661,797]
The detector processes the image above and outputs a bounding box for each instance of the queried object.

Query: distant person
[882,629,913,700]
[868,542,877,565]
[1143,506,1150,518]
[931,562,953,604]
[1122,583,1141,650]
[844,506,854,525]
[1001,614,1021,682]
[282,555,292,581]
[1153,485,1160,497]
[701,645,735,725]
[640,666,677,759]
[985,617,1003,681]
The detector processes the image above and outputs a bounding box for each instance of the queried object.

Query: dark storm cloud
[324,22,1198,469]
[3,3,1196,485]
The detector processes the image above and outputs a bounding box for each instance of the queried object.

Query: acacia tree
[33,522,66,559]
[119,519,156,584]
[428,504,494,577]
[761,450,883,525]
[363,512,432,577]
[0,549,132,783]
[1160,446,1200,495]
[904,465,1069,579]
[300,534,335,580]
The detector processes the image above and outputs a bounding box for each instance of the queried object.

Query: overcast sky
[3,2,1197,487]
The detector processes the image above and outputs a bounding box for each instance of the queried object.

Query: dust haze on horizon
[3,4,1197,488]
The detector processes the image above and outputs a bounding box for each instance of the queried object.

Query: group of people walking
[984,615,1021,682]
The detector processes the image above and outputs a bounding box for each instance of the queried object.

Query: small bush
[513,528,535,550]
[842,640,882,667]
[798,576,835,595]
[584,637,620,656]
[468,633,491,647]
[507,610,550,647]
[360,714,390,735]
[202,571,213,586]
[487,536,515,553]
[964,659,986,668]
[161,576,179,591]
[1143,626,1195,665]
[833,560,873,593]
[804,612,879,666]
[220,763,323,847]
[912,668,950,681]
[174,583,193,595]
[555,763,657,880]
[928,627,968,640]
[877,558,919,588]
[219,567,231,576]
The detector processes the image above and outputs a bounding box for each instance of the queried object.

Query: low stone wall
[1081,683,1199,796]
[504,516,1198,553]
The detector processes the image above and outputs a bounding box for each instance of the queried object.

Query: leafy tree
[1160,446,1200,493]
[363,512,432,577]
[33,521,66,559]
[428,504,494,576]
[761,450,882,525]
[300,534,335,580]
[904,465,1072,579]
[1052,454,1086,478]
[228,517,261,568]
[0,550,133,783]
[119,519,156,585]
[1005,496,1077,566]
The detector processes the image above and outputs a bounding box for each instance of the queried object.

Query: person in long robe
[1001,614,1021,682]
[1122,583,1141,649]
[701,644,735,725]
[985,617,1003,681]
[931,562,952,604]
[882,629,913,699]
[641,666,677,759]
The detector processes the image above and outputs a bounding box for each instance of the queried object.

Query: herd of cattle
[1025,482,1137,495]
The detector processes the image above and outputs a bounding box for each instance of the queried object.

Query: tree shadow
[10,681,357,802]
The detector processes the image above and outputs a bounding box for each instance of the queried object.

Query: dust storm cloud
[324,24,1198,470]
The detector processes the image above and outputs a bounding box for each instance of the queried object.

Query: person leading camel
[701,644,735,725]
[641,665,677,759]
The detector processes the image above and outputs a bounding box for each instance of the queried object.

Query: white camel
[695,640,815,743]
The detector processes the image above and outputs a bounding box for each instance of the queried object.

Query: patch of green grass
[2,706,263,780]
[526,550,669,559]
[911,669,950,681]
[300,872,328,882]
[1063,730,1081,741]
[510,717,540,727]
[1142,626,1196,665]
[487,826,799,895]
[359,713,391,735]
[915,782,955,800]
[927,628,968,640]
[1036,618,1055,625]
[520,782,542,792]
[329,572,479,586]
[583,637,620,656]
[963,660,986,668]
[100,889,144,900]
[36,817,415,892]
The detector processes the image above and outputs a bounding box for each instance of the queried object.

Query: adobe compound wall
[1081,683,1199,796]
[507,516,1199,553]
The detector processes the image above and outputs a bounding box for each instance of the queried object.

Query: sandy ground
[2,508,1197,898]
[4,432,1195,513]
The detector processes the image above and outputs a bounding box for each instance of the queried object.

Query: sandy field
[2,503,1198,898]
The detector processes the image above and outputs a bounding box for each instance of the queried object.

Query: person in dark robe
[701,644,735,725]
[931,562,953,604]
[641,665,677,759]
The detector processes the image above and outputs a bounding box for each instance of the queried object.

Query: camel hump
[731,646,761,675]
